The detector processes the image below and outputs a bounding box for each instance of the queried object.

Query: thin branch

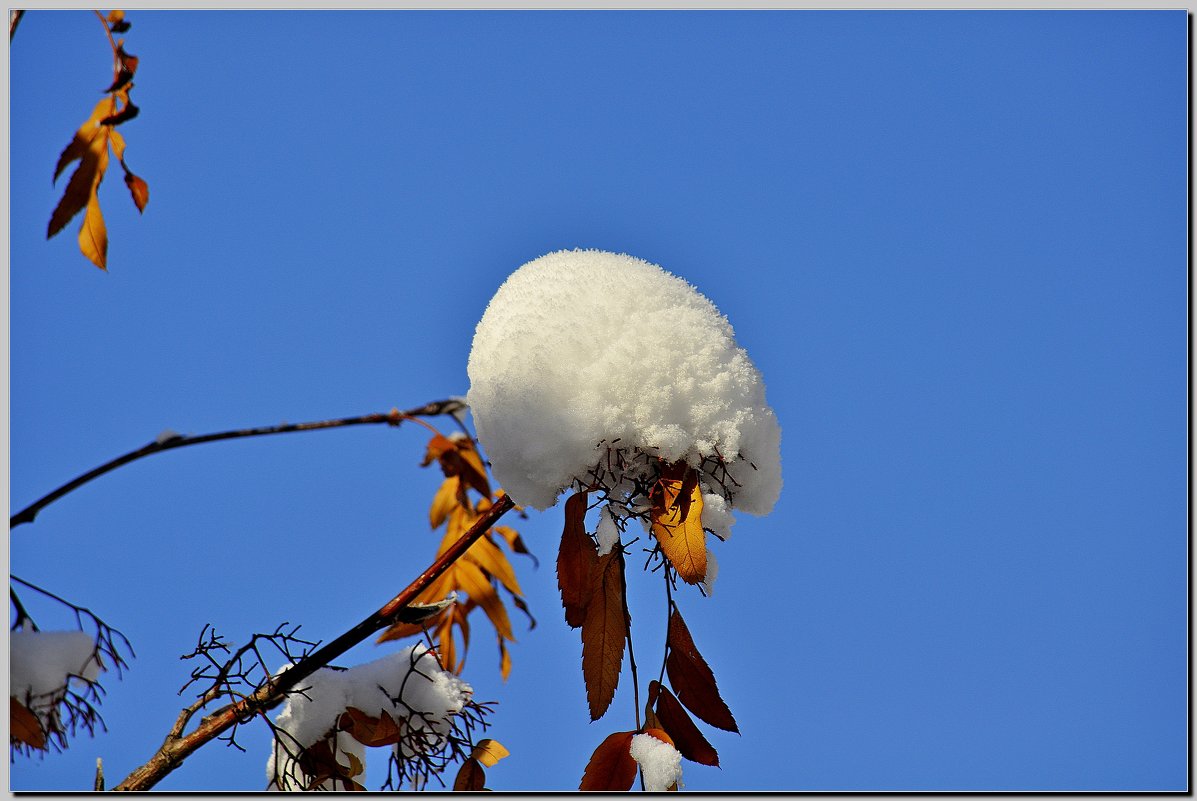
[112,492,514,792]
[10,399,467,528]
[10,9,24,40]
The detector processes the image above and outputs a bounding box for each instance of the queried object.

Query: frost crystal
[467,249,782,525]
[266,644,472,791]
[630,732,684,791]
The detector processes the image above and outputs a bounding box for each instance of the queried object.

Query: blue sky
[9,9,1187,791]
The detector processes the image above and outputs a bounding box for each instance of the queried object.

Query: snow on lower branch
[266,644,473,791]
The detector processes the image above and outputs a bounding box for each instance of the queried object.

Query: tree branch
[10,399,467,528]
[111,492,514,792]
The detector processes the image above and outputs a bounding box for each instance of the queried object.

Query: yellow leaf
[455,559,514,641]
[471,739,510,767]
[651,464,707,584]
[464,535,523,597]
[430,476,459,529]
[78,189,108,270]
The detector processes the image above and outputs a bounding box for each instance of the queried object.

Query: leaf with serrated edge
[581,551,626,721]
[666,609,738,732]
[651,464,707,584]
[472,739,510,767]
[579,731,637,791]
[10,697,46,750]
[654,682,720,766]
[558,490,595,628]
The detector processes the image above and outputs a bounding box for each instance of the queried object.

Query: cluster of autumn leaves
[47,10,149,270]
[559,461,739,790]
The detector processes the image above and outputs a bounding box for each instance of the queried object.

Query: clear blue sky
[9,9,1187,791]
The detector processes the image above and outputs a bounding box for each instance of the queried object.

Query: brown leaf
[453,757,486,791]
[651,463,707,584]
[106,10,130,32]
[454,439,492,498]
[124,172,148,213]
[338,707,404,747]
[643,726,675,747]
[581,551,626,721]
[558,490,596,628]
[471,738,510,767]
[296,738,365,791]
[579,731,637,791]
[494,524,538,567]
[665,609,738,733]
[10,697,46,750]
[422,434,455,466]
[653,682,720,766]
[100,98,139,127]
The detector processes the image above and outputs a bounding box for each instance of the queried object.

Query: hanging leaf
[124,172,149,213]
[471,738,510,768]
[453,758,486,791]
[48,97,114,241]
[652,681,720,767]
[665,609,738,733]
[106,10,131,32]
[651,463,707,584]
[78,184,108,270]
[429,476,459,528]
[558,490,595,628]
[581,551,626,721]
[579,731,637,791]
[10,698,46,750]
[296,738,366,791]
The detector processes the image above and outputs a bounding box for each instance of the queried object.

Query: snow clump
[467,248,781,529]
[11,630,103,725]
[266,644,472,790]
[630,732,684,791]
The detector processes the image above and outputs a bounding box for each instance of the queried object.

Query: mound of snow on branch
[266,644,471,790]
[467,249,781,517]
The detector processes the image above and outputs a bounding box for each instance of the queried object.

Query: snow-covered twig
[111,493,514,791]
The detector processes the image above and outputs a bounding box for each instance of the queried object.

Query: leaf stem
[10,399,468,528]
[92,10,119,77]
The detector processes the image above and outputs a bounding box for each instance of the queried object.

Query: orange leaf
[464,534,523,597]
[471,738,510,767]
[422,434,455,466]
[579,731,637,791]
[665,609,738,732]
[456,559,514,641]
[124,172,149,213]
[581,551,626,721]
[52,96,115,182]
[453,758,486,791]
[10,697,46,750]
[643,726,675,747]
[652,681,720,766]
[78,189,108,270]
[558,490,595,628]
[48,100,113,244]
[429,476,459,528]
[651,463,707,584]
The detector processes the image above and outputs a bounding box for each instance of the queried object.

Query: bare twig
[112,492,514,792]
[9,9,24,41]
[10,399,467,528]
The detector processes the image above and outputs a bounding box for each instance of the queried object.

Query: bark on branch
[112,492,515,791]
[10,399,467,529]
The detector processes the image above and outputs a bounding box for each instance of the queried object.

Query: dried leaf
[653,682,720,766]
[124,172,148,213]
[429,476,459,528]
[338,707,403,747]
[581,551,626,721]
[665,609,738,733]
[643,726,675,747]
[78,188,108,270]
[472,738,510,767]
[297,738,366,791]
[10,697,46,750]
[49,98,114,237]
[464,532,523,597]
[579,731,637,791]
[422,434,455,466]
[100,98,139,127]
[453,758,486,791]
[494,524,538,567]
[558,490,595,628]
[456,559,514,641]
[106,10,130,32]
[651,463,707,584]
